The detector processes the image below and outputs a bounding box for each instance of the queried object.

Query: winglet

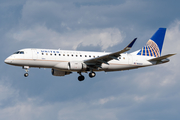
[124,38,137,50]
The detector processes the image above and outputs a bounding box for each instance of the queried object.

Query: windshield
[13,51,24,54]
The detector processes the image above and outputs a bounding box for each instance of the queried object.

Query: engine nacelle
[51,69,72,76]
[54,62,87,71]
[68,62,87,71]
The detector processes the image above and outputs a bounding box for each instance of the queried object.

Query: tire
[78,75,85,81]
[24,73,29,77]
[89,72,96,78]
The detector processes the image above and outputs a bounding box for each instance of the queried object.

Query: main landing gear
[89,72,96,78]
[23,66,29,77]
[77,71,96,81]
[78,72,85,81]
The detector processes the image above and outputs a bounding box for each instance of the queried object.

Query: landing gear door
[32,49,38,60]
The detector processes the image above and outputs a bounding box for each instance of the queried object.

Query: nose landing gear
[23,66,29,77]
[24,73,29,77]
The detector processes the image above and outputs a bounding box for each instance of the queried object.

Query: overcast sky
[1,0,180,120]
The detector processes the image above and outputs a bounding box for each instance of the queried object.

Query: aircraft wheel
[89,72,96,78]
[24,73,29,77]
[78,75,85,81]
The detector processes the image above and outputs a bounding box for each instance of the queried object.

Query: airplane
[4,28,175,81]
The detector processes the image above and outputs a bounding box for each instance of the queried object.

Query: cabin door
[32,49,38,60]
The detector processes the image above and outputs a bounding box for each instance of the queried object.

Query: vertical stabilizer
[137,28,166,57]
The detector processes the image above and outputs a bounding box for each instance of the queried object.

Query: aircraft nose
[4,58,12,64]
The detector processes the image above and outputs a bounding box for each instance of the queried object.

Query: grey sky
[1,0,180,120]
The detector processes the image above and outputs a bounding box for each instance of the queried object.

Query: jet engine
[68,62,87,71]
[51,69,72,76]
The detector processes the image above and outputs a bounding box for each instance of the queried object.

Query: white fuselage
[5,48,155,72]
[4,28,173,81]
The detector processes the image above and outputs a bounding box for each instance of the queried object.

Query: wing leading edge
[84,38,137,65]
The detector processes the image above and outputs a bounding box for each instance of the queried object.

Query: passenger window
[54,54,56,56]
[76,55,78,57]
[46,53,48,55]
[80,55,82,57]
[89,55,91,57]
[50,53,52,56]
[63,54,65,56]
[85,55,87,57]
[67,54,69,56]
[72,55,73,57]
[93,56,95,58]
[59,54,61,56]
[42,53,44,55]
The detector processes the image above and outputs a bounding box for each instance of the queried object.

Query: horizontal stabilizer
[148,54,176,61]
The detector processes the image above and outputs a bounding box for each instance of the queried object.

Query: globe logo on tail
[137,39,160,57]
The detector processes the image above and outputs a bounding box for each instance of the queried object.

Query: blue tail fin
[137,28,166,57]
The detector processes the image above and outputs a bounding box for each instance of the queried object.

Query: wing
[84,38,137,65]
[148,53,176,61]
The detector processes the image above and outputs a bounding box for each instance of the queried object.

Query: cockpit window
[14,51,24,54]
[14,51,19,54]
[20,51,24,54]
